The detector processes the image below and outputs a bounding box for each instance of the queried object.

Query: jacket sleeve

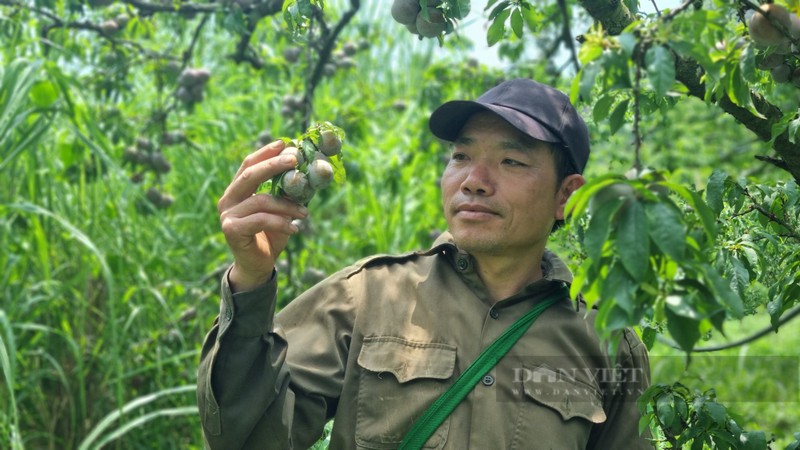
[196,267,354,449]
[588,328,654,450]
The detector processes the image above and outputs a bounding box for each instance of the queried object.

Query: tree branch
[303,0,360,130]
[578,0,800,183]
[556,0,580,73]
[658,302,800,352]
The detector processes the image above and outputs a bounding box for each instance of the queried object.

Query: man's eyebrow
[499,138,532,152]
[453,135,473,146]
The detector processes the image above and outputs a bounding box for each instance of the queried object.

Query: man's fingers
[234,140,286,180]
[220,211,299,240]
[220,194,308,222]
[219,154,298,212]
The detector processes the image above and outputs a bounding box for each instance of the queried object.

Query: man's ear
[555,174,585,221]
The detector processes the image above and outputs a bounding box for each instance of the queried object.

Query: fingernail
[297,205,308,215]
[289,219,301,233]
[281,155,296,164]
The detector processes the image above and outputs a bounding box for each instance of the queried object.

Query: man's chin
[451,233,501,255]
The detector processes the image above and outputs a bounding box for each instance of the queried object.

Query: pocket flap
[357,337,456,383]
[521,365,607,424]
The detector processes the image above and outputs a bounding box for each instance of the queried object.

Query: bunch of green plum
[266,122,346,205]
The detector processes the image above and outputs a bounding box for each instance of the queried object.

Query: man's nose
[460,164,494,196]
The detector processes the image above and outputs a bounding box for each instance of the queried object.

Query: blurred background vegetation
[1,0,798,448]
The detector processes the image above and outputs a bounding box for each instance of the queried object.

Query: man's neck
[472,250,546,303]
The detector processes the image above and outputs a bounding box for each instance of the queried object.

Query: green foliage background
[1,0,799,448]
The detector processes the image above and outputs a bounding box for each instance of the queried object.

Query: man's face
[440,112,580,259]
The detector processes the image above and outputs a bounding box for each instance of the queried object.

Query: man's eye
[503,158,525,166]
[450,152,468,161]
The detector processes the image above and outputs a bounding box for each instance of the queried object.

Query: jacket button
[482,374,495,386]
[489,309,499,319]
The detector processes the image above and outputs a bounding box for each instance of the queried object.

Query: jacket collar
[428,230,574,285]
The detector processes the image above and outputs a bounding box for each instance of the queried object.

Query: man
[198,79,652,449]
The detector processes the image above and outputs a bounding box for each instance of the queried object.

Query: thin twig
[649,0,661,16]
[744,187,800,240]
[303,0,360,130]
[661,0,696,22]
[632,43,644,172]
[658,303,800,352]
[556,0,580,73]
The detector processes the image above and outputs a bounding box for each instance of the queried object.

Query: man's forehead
[456,112,549,151]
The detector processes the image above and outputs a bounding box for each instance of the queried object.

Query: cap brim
[429,100,561,145]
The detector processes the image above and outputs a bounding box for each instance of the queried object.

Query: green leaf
[484,0,502,11]
[641,326,656,350]
[766,295,784,330]
[618,32,637,58]
[488,1,510,20]
[701,264,744,318]
[645,201,686,262]
[510,8,523,38]
[616,200,649,281]
[739,431,767,450]
[705,169,728,216]
[638,413,652,436]
[596,301,631,332]
[655,392,676,428]
[579,62,601,102]
[704,401,727,425]
[645,45,676,97]
[451,0,471,19]
[727,257,749,298]
[584,196,625,261]
[30,80,58,108]
[487,9,510,47]
[666,182,718,242]
[609,99,629,135]
[739,43,757,83]
[665,306,700,352]
[601,261,637,315]
[592,94,616,123]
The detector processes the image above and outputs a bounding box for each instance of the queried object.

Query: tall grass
[3,2,796,449]
[0,4,496,446]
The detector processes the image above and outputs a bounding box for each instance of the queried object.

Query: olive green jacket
[197,233,652,449]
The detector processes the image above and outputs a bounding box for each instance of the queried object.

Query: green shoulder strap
[398,283,568,450]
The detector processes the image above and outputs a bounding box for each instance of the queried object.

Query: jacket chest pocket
[355,337,456,450]
[511,364,607,450]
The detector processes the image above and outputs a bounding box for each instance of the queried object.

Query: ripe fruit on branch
[176,67,211,104]
[391,0,421,25]
[307,158,334,190]
[317,130,342,156]
[283,46,301,63]
[416,7,447,38]
[756,52,784,70]
[748,3,792,47]
[771,63,793,83]
[265,122,347,206]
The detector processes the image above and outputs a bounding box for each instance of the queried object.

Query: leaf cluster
[638,383,776,450]
[568,169,745,353]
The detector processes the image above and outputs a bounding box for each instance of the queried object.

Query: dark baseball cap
[428,78,590,173]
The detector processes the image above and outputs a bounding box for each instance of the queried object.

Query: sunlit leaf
[487,9,510,46]
[646,201,686,262]
[510,8,523,38]
[645,45,675,97]
[608,99,629,135]
[601,261,637,315]
[665,306,700,352]
[705,169,727,216]
[617,200,649,281]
